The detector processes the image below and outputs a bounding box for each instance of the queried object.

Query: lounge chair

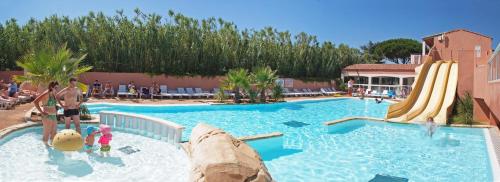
[329,87,345,94]
[370,90,381,97]
[117,85,129,97]
[186,88,202,98]
[139,87,151,99]
[159,85,174,99]
[0,98,14,110]
[382,90,389,98]
[176,88,190,98]
[293,89,305,96]
[364,89,372,96]
[195,88,212,98]
[151,86,161,99]
[307,88,321,96]
[282,88,296,97]
[320,88,332,95]
[302,89,311,96]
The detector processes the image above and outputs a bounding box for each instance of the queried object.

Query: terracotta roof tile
[343,64,418,72]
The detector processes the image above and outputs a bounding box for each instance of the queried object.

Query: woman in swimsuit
[34,81,59,146]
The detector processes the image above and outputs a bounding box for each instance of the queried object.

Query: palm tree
[222,68,249,103]
[14,44,92,91]
[251,66,278,102]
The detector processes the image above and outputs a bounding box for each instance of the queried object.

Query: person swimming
[426,117,437,138]
[375,97,383,104]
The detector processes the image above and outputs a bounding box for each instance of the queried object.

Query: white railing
[99,111,185,145]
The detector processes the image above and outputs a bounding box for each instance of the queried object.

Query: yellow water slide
[431,63,458,124]
[385,58,434,119]
[386,60,458,124]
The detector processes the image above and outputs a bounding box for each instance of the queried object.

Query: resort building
[344,29,499,127]
[421,29,499,127]
[341,64,417,96]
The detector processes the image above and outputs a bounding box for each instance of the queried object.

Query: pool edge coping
[485,128,500,181]
[85,96,396,107]
[238,132,283,142]
[0,119,100,140]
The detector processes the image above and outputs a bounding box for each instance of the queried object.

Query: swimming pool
[0,125,191,181]
[85,98,494,181]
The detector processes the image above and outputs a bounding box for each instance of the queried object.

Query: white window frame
[488,43,500,82]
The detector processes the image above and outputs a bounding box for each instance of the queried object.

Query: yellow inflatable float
[52,129,84,151]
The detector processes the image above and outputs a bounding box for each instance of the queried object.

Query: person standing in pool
[33,81,59,146]
[426,117,437,138]
[57,78,83,134]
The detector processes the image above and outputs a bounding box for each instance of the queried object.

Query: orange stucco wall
[473,51,500,126]
[0,71,23,82]
[0,71,332,91]
[426,30,497,126]
[426,30,492,97]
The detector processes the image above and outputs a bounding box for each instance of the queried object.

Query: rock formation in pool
[186,123,273,182]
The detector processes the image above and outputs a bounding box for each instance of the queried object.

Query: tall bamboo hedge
[0,9,371,79]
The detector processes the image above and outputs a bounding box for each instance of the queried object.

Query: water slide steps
[385,58,434,119]
[407,61,453,122]
[389,61,443,122]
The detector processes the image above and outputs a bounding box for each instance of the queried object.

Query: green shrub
[79,104,92,120]
[248,89,258,103]
[338,81,347,91]
[452,92,474,125]
[272,84,284,102]
[215,89,227,103]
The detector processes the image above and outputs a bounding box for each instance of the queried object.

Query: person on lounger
[128,81,137,95]
[152,81,160,95]
[92,80,102,96]
[103,82,114,97]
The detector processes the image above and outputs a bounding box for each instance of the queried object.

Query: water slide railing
[99,111,185,145]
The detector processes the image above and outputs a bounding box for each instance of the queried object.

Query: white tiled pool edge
[484,128,500,181]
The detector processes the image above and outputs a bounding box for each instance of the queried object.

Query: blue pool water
[0,125,190,181]
[87,98,493,181]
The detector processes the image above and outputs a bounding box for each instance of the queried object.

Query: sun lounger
[186,88,201,98]
[151,86,161,99]
[195,88,212,98]
[117,85,129,97]
[293,89,305,96]
[320,88,331,95]
[328,87,345,95]
[307,88,321,96]
[302,89,311,96]
[17,95,31,103]
[282,88,297,97]
[0,98,14,110]
[159,85,174,99]
[382,90,389,98]
[176,88,190,98]
[370,90,381,97]
[139,87,151,99]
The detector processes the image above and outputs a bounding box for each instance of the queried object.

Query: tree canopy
[362,38,421,64]
[0,9,370,79]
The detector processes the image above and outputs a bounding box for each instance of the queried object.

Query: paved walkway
[0,103,33,130]
[488,128,500,176]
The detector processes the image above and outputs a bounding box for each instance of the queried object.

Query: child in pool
[98,124,112,157]
[426,117,436,138]
[84,126,99,153]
